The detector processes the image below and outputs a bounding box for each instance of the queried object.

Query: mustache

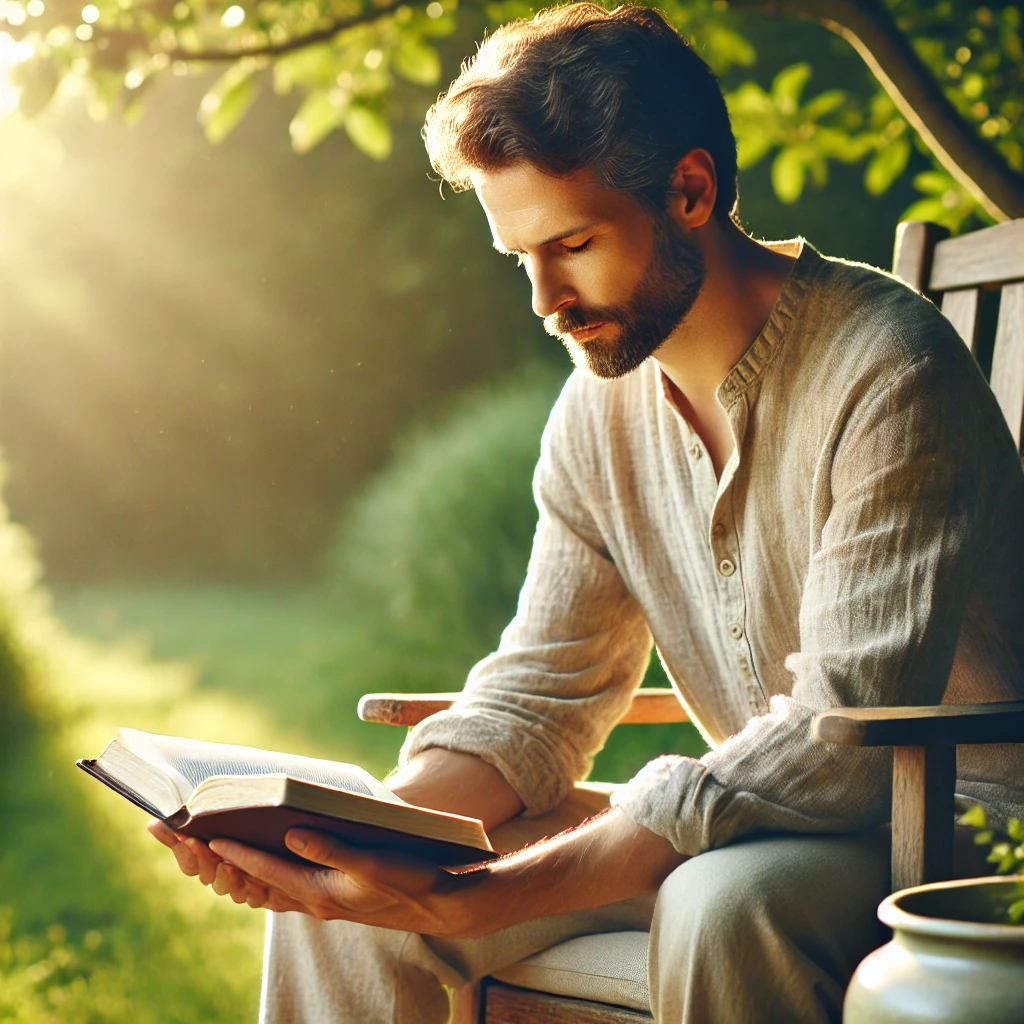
[544,305,615,338]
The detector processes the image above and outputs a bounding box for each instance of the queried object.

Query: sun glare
[0,31,33,116]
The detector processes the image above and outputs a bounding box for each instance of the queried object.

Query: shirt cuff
[400,706,575,817]
[610,754,719,857]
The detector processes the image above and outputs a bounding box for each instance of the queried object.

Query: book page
[117,729,401,804]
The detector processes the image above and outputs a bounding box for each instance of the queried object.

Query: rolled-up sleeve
[613,352,1001,854]
[401,384,654,816]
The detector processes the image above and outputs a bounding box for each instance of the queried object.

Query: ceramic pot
[844,875,1024,1023]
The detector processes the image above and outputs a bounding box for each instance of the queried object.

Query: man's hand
[149,749,521,905]
[151,806,684,939]
[149,817,485,936]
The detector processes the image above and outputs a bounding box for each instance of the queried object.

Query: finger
[212,861,248,898]
[209,839,319,896]
[244,882,269,909]
[184,837,224,886]
[148,819,181,849]
[170,837,201,877]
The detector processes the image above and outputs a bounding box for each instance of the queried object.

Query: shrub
[329,362,569,676]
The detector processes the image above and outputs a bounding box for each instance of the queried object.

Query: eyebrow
[493,223,596,255]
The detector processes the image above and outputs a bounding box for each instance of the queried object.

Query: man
[152,4,1024,1022]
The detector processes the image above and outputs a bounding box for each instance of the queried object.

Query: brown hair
[423,3,738,217]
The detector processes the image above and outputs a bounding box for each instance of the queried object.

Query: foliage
[330,363,566,665]
[958,804,1024,923]
[1,0,1021,226]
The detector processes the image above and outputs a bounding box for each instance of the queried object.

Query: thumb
[285,830,441,892]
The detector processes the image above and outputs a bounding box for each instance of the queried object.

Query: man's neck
[654,222,797,477]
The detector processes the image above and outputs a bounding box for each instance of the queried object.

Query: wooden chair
[358,218,1024,1023]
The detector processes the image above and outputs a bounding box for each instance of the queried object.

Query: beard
[544,215,706,380]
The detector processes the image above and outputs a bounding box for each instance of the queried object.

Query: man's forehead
[472,163,613,251]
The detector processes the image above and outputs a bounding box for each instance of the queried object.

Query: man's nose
[530,264,575,319]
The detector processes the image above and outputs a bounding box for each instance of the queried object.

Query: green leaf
[1006,818,1023,841]
[802,90,847,123]
[701,24,756,74]
[814,127,874,163]
[734,129,776,170]
[1008,898,1024,924]
[725,81,772,116]
[865,136,911,195]
[289,89,348,153]
[392,36,441,86]
[274,44,341,95]
[345,104,392,160]
[901,196,956,228]
[199,64,260,144]
[974,829,995,846]
[913,170,952,195]
[772,63,812,113]
[771,147,806,204]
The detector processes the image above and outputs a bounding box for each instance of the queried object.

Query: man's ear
[666,149,717,230]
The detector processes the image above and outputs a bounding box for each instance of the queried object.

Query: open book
[78,729,495,868]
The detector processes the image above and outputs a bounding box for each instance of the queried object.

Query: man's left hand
[193,825,485,938]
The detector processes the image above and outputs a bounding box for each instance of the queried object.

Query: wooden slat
[930,219,1024,291]
[812,700,1024,747]
[483,982,652,1024]
[990,281,1024,450]
[940,288,981,353]
[891,744,956,892]
[358,689,689,727]
[892,221,950,292]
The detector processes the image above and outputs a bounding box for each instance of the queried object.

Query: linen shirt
[402,240,1024,856]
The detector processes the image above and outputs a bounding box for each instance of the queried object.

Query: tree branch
[161,0,410,62]
[728,0,1024,221]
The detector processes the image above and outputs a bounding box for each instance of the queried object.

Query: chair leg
[891,743,956,892]
[451,981,483,1024]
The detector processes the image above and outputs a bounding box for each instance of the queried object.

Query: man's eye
[560,238,593,254]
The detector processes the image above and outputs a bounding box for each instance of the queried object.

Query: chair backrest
[893,220,1024,452]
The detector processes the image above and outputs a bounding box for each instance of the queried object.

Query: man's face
[473,162,706,379]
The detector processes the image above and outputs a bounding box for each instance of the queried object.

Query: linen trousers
[259,784,909,1024]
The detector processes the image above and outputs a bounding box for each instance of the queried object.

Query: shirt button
[689,444,702,460]
[718,558,736,577]
[728,622,744,639]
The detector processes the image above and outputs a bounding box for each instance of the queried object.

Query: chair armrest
[358,688,690,727]
[812,700,1024,747]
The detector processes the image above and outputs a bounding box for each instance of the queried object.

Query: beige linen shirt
[402,241,1024,856]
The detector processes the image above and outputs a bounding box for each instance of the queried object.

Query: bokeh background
[0,1,1020,1019]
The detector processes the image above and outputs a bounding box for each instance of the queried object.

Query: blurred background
[0,0,1020,1019]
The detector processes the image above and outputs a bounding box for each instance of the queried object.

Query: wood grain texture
[891,744,956,892]
[452,982,483,1024]
[358,689,689,727]
[892,221,950,292]
[990,281,1024,450]
[940,288,981,352]
[930,219,1024,291]
[483,983,652,1024]
[811,700,1024,747]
